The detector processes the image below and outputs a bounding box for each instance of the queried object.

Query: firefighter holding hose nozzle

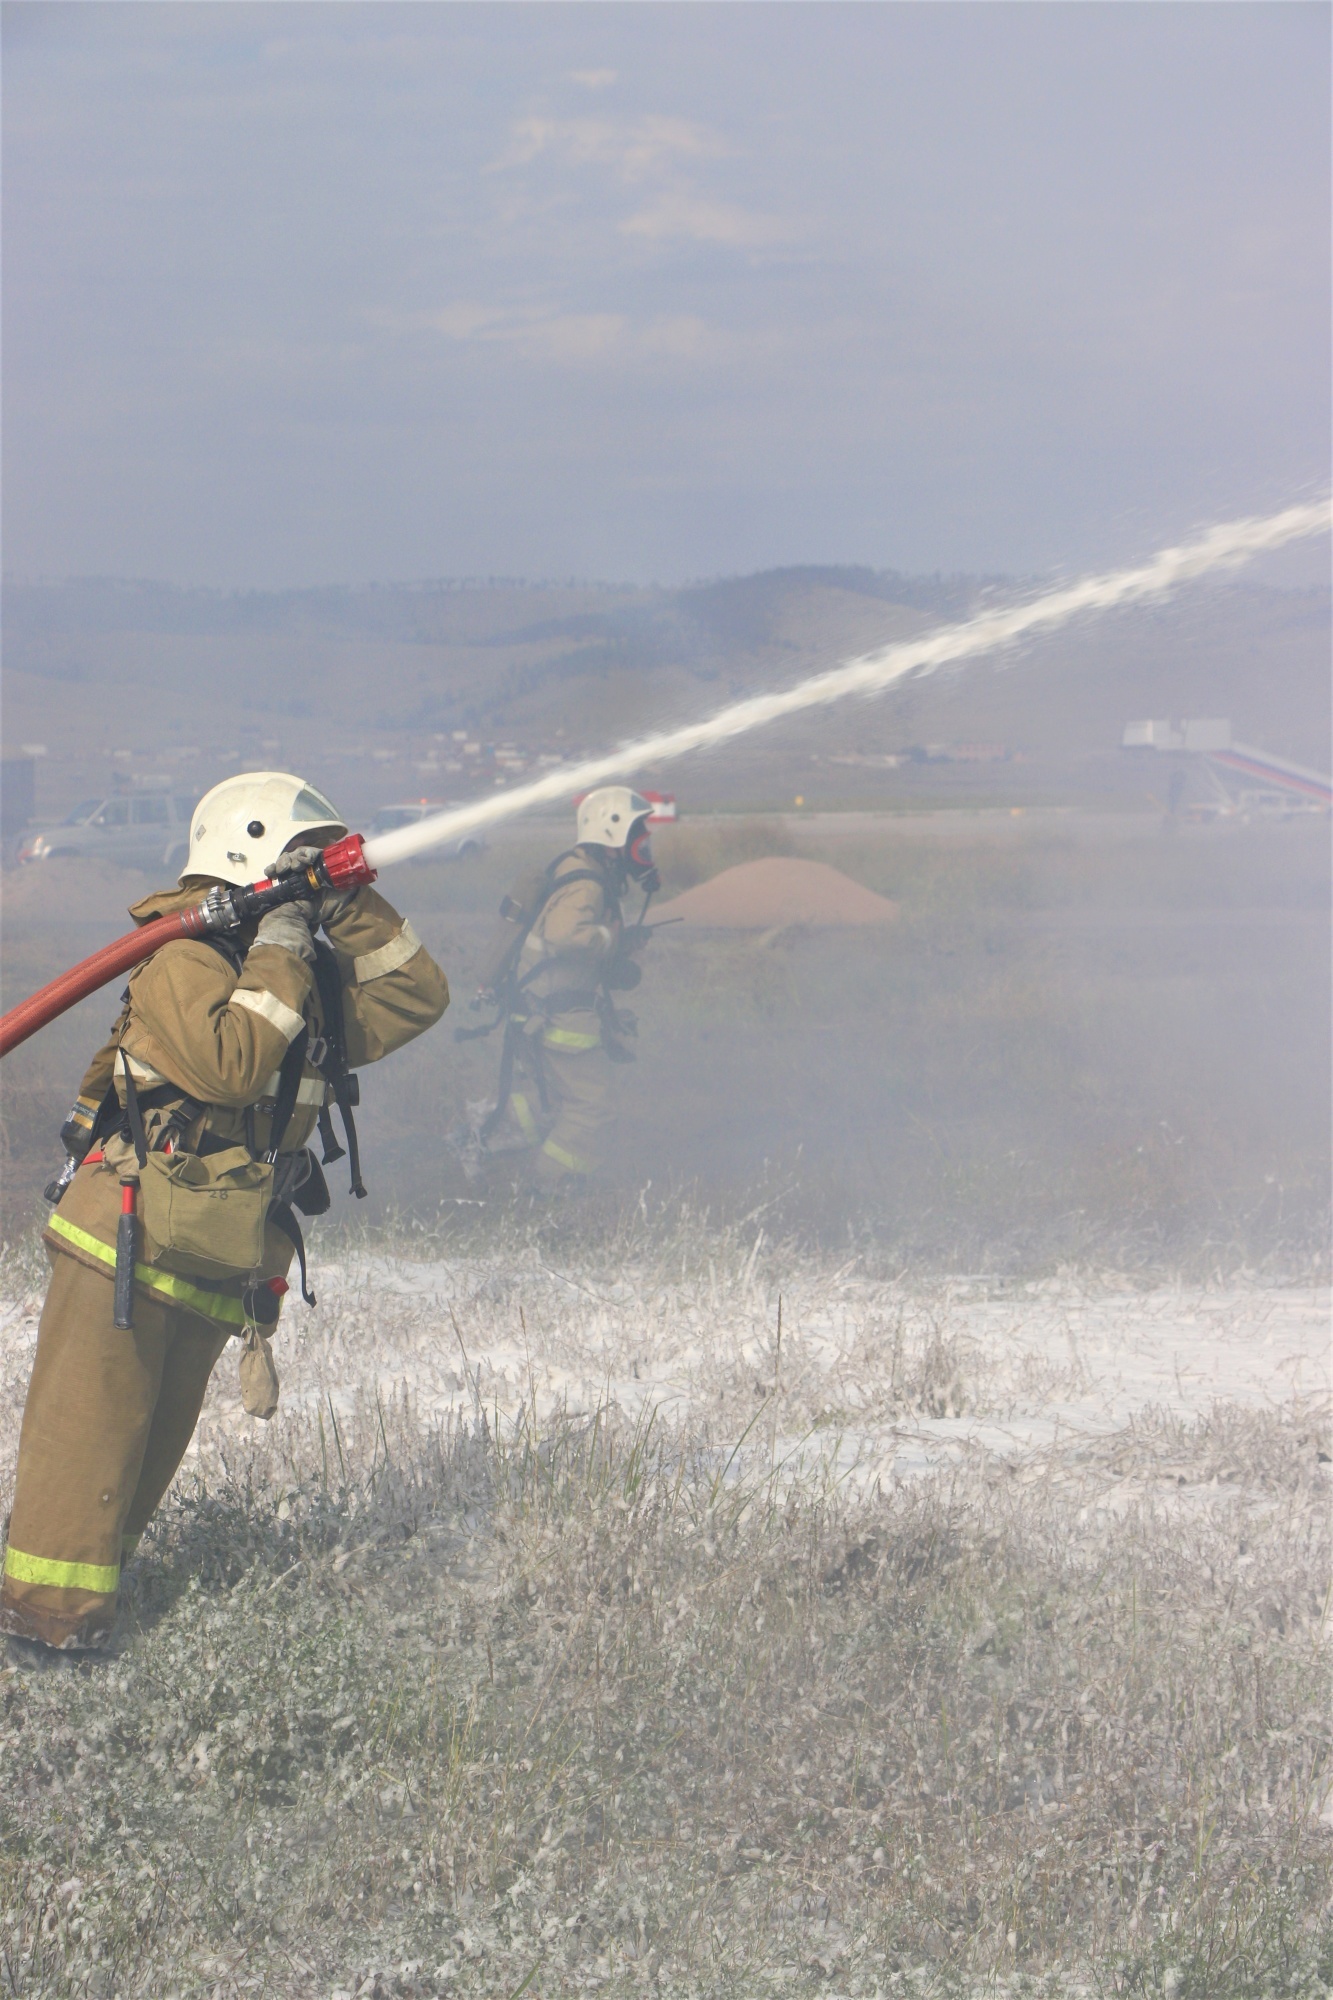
[2,773,448,1655]
[458,787,661,1187]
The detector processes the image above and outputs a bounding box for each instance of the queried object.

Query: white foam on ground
[4,1254,1323,1501]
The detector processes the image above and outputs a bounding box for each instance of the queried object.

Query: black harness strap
[261,1034,318,1307]
[310,941,367,1199]
[268,1203,315,1307]
[315,1101,345,1162]
[118,1051,149,1170]
[202,932,247,976]
[73,1082,122,1159]
[264,1026,309,1165]
[158,1090,208,1153]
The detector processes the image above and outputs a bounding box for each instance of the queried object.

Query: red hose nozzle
[319,832,376,893]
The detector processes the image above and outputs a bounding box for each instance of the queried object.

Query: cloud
[413,303,510,341]
[620,191,794,249]
[484,107,798,260]
[11,3,1324,588]
[504,311,628,363]
[489,113,725,183]
[570,69,617,91]
[402,303,627,359]
[370,301,730,368]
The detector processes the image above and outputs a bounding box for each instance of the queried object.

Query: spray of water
[363,499,1331,870]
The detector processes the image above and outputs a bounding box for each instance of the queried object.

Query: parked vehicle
[18,794,197,874]
[366,801,487,860]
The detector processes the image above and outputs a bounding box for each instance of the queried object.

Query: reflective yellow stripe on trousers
[4,1545,120,1594]
[510,1091,541,1140]
[542,1027,601,1051]
[542,1137,593,1174]
[46,1212,248,1327]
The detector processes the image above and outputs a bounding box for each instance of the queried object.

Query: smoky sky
[2,2,1329,590]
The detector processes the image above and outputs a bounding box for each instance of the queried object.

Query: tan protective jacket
[45,884,448,1326]
[516,849,621,995]
[512,849,622,1055]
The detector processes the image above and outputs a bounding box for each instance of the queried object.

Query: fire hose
[0,832,375,1060]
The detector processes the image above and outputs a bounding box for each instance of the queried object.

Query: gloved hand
[254,901,317,966]
[265,845,355,927]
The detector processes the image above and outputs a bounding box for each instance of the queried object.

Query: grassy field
[2,810,1328,1993]
[1,1209,1330,1999]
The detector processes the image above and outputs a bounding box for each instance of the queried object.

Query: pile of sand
[653,857,899,928]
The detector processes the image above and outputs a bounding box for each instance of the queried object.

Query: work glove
[254,901,317,967]
[264,845,355,928]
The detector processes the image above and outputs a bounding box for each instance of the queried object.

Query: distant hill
[2,567,1327,822]
[2,564,995,643]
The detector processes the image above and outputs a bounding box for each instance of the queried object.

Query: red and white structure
[1207,744,1332,807]
[1123,719,1331,811]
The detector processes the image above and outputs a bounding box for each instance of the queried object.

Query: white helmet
[181,772,347,887]
[576,786,652,851]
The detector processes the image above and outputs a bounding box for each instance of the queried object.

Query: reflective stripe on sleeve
[541,1137,593,1174]
[542,1026,601,1051]
[230,986,306,1042]
[46,1213,248,1327]
[4,1545,120,1595]
[352,921,421,984]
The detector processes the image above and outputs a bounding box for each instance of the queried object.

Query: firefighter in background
[469,788,660,1185]
[2,773,449,1653]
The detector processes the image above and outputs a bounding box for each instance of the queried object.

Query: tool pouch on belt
[138,1147,275,1280]
[239,1322,281,1420]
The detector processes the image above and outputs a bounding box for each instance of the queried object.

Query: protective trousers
[1,1249,230,1649]
[508,1028,618,1181]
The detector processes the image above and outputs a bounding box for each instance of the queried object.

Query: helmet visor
[291,784,344,828]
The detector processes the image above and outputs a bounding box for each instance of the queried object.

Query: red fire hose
[0,833,374,1060]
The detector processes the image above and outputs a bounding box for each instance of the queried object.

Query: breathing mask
[626,822,660,896]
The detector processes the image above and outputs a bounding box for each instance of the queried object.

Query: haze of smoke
[365,498,1331,868]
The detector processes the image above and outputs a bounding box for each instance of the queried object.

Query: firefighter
[470,788,660,1185]
[1,773,449,1653]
